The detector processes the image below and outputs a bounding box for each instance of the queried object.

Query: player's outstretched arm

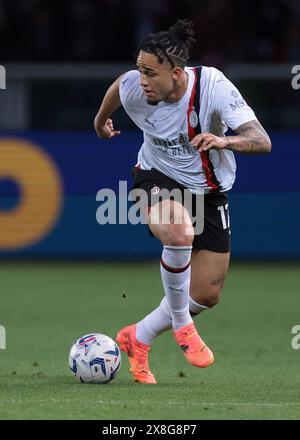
[191,120,272,154]
[94,76,122,139]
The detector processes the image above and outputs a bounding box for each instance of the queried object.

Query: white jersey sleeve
[119,70,142,110]
[211,68,257,131]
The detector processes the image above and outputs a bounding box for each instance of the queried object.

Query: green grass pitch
[0,260,300,420]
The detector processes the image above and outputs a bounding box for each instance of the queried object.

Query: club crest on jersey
[189,109,198,128]
[151,186,160,195]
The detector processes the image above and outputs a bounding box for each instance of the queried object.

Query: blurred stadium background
[0,0,299,258]
[0,0,300,259]
[0,0,300,420]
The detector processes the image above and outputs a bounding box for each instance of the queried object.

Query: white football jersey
[119,66,257,193]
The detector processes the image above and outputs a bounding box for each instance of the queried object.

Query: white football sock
[136,296,209,345]
[189,297,209,315]
[136,296,172,345]
[160,245,193,331]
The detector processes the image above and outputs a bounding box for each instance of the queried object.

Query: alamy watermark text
[0,325,6,349]
[0,65,6,90]
[291,65,300,90]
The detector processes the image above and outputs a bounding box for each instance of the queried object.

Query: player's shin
[160,245,193,330]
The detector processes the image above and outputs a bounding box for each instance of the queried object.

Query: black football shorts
[131,167,231,253]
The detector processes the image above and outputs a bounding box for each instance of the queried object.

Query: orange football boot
[174,322,214,367]
[116,324,157,384]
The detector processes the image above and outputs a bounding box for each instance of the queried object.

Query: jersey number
[217,204,230,230]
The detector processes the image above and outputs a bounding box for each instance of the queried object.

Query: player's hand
[97,119,121,139]
[191,133,228,151]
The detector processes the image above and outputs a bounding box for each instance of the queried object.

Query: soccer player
[94,20,271,384]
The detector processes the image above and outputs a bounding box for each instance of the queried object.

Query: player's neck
[164,72,189,104]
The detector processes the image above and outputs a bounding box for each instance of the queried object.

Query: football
[69,333,122,384]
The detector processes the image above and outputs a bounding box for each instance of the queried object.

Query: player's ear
[172,67,183,80]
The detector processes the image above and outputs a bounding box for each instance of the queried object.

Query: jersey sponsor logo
[146,132,197,157]
[159,145,196,156]
[229,90,246,111]
[149,132,191,149]
[229,99,246,111]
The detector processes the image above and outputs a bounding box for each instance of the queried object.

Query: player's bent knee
[191,287,221,308]
[200,294,220,308]
[162,227,194,247]
[165,235,194,247]
[150,221,194,246]
[149,199,194,246]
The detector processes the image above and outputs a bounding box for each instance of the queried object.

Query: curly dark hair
[137,19,196,68]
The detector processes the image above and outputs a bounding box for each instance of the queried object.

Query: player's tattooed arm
[191,120,271,154]
[226,120,272,154]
